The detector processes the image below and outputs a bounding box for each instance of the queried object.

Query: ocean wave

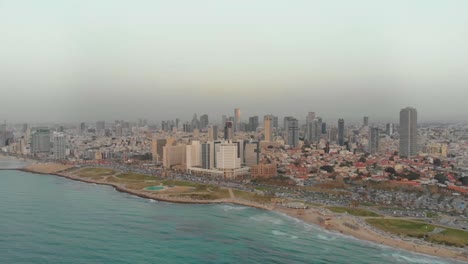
[218,204,248,212]
[387,253,448,264]
[249,214,284,225]
[272,230,287,236]
[148,199,157,203]
[316,234,336,241]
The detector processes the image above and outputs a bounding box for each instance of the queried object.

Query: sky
[1,0,467,124]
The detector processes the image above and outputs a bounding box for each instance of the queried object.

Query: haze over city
[1,0,468,122]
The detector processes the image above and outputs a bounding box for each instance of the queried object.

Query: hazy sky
[1,0,467,123]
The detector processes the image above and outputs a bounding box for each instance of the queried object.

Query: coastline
[14,165,468,263]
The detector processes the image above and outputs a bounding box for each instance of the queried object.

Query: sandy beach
[18,163,468,262]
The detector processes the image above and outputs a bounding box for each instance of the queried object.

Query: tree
[320,165,335,173]
[359,156,367,163]
[434,173,448,184]
[384,167,396,175]
[433,158,442,166]
[403,172,420,181]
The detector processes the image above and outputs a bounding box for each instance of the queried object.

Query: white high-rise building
[399,107,418,158]
[216,143,241,169]
[186,140,201,169]
[52,132,66,160]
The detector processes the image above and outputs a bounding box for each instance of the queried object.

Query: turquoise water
[145,186,164,191]
[0,170,461,264]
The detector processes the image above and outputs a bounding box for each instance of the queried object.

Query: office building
[263,115,273,142]
[96,121,105,135]
[307,118,321,143]
[216,142,241,169]
[338,119,345,146]
[234,108,241,132]
[321,122,327,134]
[52,132,66,160]
[284,117,299,148]
[224,121,233,140]
[248,116,259,132]
[244,140,260,167]
[386,123,394,136]
[151,138,167,162]
[363,116,369,127]
[208,125,218,141]
[200,114,209,130]
[399,107,418,158]
[369,127,380,154]
[163,144,186,168]
[31,128,51,156]
[186,140,201,169]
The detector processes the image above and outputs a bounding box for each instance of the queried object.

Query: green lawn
[366,219,434,238]
[76,168,116,177]
[427,228,468,247]
[327,206,380,217]
[366,218,468,247]
[116,172,156,181]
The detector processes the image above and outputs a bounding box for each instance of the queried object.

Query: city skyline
[1,1,468,122]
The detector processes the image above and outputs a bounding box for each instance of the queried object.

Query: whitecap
[249,214,284,225]
[272,230,286,236]
[219,204,247,212]
[388,253,447,264]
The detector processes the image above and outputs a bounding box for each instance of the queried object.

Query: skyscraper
[244,140,260,167]
[338,119,345,146]
[386,123,394,136]
[248,116,259,132]
[224,121,233,140]
[234,108,241,132]
[216,142,241,169]
[200,114,209,130]
[284,117,299,148]
[52,132,66,160]
[399,107,418,158]
[307,118,321,143]
[369,127,380,154]
[208,125,218,141]
[263,115,273,142]
[363,116,369,127]
[31,128,51,156]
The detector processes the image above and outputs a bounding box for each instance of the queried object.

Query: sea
[0,159,462,264]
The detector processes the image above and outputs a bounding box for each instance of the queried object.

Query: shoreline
[13,165,468,263]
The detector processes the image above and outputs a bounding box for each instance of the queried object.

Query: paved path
[228,188,235,199]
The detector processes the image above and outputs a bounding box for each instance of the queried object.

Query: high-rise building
[306,112,316,122]
[191,114,200,130]
[151,138,167,163]
[244,140,260,167]
[200,114,209,130]
[386,123,394,136]
[31,128,51,156]
[263,115,273,142]
[321,122,327,134]
[234,108,241,132]
[328,127,337,142]
[338,119,345,146]
[216,143,241,169]
[363,116,369,127]
[163,144,186,168]
[248,116,259,132]
[115,124,123,137]
[52,132,66,160]
[79,122,86,135]
[224,121,233,140]
[201,142,213,169]
[183,123,192,133]
[186,140,201,169]
[96,121,105,135]
[208,125,218,141]
[399,107,418,158]
[284,117,299,148]
[307,118,321,143]
[369,127,380,154]
[272,116,279,129]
